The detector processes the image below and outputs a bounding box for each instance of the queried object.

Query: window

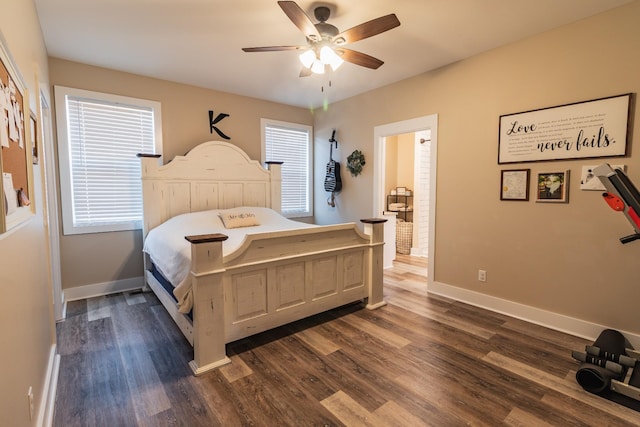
[261,119,313,218]
[55,86,162,235]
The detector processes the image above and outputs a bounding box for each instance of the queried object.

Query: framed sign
[500,169,530,201]
[498,94,632,164]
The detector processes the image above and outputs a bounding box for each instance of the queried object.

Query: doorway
[373,115,438,286]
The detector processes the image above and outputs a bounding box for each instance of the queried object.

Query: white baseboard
[37,345,60,427]
[429,280,640,349]
[410,247,428,257]
[63,276,145,302]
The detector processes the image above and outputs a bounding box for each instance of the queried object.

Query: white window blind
[262,120,313,217]
[55,86,162,234]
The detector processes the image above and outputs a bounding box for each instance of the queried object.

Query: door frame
[41,89,64,321]
[373,114,438,284]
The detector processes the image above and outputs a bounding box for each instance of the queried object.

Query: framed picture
[396,187,406,195]
[580,164,625,190]
[500,169,530,201]
[536,171,569,203]
[498,93,632,164]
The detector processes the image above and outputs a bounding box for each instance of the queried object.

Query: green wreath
[346,149,366,177]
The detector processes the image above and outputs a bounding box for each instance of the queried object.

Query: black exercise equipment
[594,164,640,244]
[572,329,640,411]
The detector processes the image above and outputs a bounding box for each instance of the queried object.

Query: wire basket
[396,221,413,254]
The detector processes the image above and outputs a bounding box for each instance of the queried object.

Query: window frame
[261,118,313,218]
[54,86,163,235]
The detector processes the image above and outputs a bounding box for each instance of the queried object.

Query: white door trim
[373,115,438,284]
[41,90,64,321]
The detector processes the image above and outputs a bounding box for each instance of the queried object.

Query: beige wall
[0,1,55,426]
[384,135,398,194]
[397,133,414,190]
[314,2,640,335]
[384,133,415,198]
[48,59,313,289]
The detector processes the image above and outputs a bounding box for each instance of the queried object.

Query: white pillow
[219,210,260,229]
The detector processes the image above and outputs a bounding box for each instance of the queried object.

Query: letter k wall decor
[209,110,230,140]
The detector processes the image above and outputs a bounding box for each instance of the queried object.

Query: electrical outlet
[27,386,34,420]
[478,269,487,282]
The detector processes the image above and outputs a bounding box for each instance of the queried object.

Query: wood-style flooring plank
[54,313,136,427]
[504,407,556,427]
[220,347,338,426]
[293,325,341,355]
[355,303,493,360]
[86,316,138,427]
[399,344,549,425]
[218,348,254,383]
[192,370,255,426]
[53,352,97,427]
[321,390,387,427]
[484,351,640,425]
[540,390,639,427]
[110,298,172,422]
[373,400,434,427]
[53,255,640,426]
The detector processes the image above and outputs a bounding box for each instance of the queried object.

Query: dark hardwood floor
[53,255,640,426]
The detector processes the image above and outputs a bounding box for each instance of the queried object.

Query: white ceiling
[34,0,632,109]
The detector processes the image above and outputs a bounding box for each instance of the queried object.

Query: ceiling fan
[242,1,401,77]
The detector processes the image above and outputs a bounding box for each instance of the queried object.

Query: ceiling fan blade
[242,46,305,52]
[278,1,321,41]
[337,48,384,69]
[299,67,313,77]
[334,14,400,44]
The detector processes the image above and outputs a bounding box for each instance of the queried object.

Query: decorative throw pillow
[219,211,260,229]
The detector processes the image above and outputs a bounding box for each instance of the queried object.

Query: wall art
[499,94,632,164]
[536,170,569,203]
[500,169,530,201]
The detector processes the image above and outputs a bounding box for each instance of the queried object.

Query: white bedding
[143,207,316,313]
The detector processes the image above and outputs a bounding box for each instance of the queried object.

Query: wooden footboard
[186,219,386,375]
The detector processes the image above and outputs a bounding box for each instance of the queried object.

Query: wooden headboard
[138,141,282,235]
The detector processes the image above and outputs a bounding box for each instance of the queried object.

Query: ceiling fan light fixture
[311,60,325,74]
[320,45,344,71]
[299,49,316,68]
[299,48,330,74]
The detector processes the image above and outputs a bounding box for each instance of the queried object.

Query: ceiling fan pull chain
[321,82,331,93]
